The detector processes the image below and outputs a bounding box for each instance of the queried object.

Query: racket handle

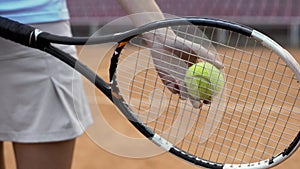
[0,16,36,47]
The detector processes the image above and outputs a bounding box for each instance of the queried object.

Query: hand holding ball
[184,62,224,104]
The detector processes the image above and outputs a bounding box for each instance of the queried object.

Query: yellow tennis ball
[184,62,224,102]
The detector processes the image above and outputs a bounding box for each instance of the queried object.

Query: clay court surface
[3,47,300,169]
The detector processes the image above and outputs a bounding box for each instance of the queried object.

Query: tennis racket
[0,16,299,169]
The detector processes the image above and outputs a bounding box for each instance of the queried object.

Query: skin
[0,1,224,169]
[117,0,223,108]
[14,139,75,169]
[117,0,222,68]
[0,139,75,169]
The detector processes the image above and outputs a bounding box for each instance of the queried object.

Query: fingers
[146,31,224,70]
[157,69,210,109]
[204,52,224,69]
[189,96,213,108]
[146,34,221,109]
[167,36,224,69]
[189,96,203,108]
[165,81,180,94]
[213,60,224,70]
[157,69,180,93]
[187,42,224,69]
[177,81,188,100]
[151,48,189,96]
[178,80,204,109]
[165,79,204,109]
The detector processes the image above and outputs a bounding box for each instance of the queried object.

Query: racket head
[81,16,299,168]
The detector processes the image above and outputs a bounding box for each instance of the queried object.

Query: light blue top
[0,0,70,24]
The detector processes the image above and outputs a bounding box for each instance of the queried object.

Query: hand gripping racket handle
[0,16,37,47]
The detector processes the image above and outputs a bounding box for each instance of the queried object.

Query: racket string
[114,25,299,164]
[255,54,290,159]
[215,32,252,163]
[241,48,277,162]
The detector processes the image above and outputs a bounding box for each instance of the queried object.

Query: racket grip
[0,16,36,47]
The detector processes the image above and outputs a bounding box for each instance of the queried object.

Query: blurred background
[5,1,299,169]
[68,0,300,48]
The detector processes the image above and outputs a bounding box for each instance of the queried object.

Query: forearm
[116,0,223,68]
[116,0,165,26]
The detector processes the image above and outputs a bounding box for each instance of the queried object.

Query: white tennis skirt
[0,21,93,143]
